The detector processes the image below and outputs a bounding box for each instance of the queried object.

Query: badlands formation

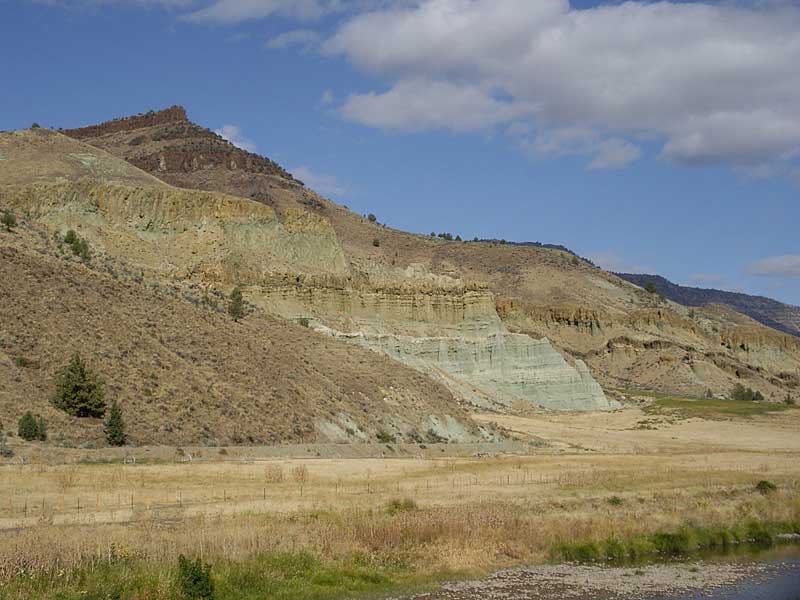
[1,125,613,447]
[63,107,800,404]
[2,107,798,444]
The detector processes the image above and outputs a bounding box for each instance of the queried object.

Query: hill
[614,273,800,338]
[0,218,487,447]
[60,107,800,404]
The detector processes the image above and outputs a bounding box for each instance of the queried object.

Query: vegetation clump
[51,353,107,418]
[176,555,215,600]
[376,429,396,443]
[645,281,657,294]
[372,238,380,247]
[228,287,244,322]
[755,480,777,495]
[63,229,91,261]
[17,411,47,441]
[731,383,765,403]
[386,498,417,515]
[1,209,17,231]
[104,399,126,446]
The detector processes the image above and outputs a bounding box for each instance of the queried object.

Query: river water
[405,544,800,600]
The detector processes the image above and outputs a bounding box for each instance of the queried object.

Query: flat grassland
[1,404,799,599]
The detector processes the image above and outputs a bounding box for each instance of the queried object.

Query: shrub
[755,480,777,495]
[386,498,417,515]
[0,434,12,458]
[645,281,657,294]
[104,399,126,446]
[51,353,107,418]
[64,230,78,245]
[607,495,623,506]
[786,395,796,406]
[228,287,244,322]
[376,429,396,443]
[264,464,284,483]
[367,213,377,223]
[176,555,214,600]
[732,384,763,402]
[13,356,33,368]
[1,209,16,231]
[18,411,46,441]
[372,238,380,247]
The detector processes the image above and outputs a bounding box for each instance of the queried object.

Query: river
[404,544,800,600]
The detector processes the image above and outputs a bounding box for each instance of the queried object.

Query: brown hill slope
[0,219,484,447]
[62,107,800,402]
[615,273,800,338]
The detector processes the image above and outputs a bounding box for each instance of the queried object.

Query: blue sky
[2,0,799,305]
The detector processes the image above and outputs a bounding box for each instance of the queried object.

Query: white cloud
[745,255,800,278]
[265,28,320,50]
[324,0,800,171]
[340,79,531,132]
[522,128,642,170]
[184,0,332,24]
[214,124,257,152]
[290,165,348,197]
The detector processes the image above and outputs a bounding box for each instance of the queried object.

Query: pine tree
[228,287,244,322]
[104,399,126,446]
[51,354,106,417]
[18,411,40,441]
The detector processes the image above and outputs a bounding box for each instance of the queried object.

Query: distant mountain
[615,273,800,338]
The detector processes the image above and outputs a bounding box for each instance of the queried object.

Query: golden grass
[2,449,799,581]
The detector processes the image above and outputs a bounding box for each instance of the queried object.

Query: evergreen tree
[18,411,40,441]
[51,354,106,417]
[104,399,126,446]
[228,287,244,322]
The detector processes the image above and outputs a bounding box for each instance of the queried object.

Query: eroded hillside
[61,107,800,403]
[0,220,491,446]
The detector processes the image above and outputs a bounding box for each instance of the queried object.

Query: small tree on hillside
[51,353,106,418]
[18,411,46,441]
[104,399,126,446]
[228,287,244,322]
[1,210,16,232]
[645,281,657,294]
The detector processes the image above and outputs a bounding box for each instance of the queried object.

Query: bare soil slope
[0,222,482,447]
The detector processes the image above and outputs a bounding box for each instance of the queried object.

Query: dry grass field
[1,405,799,599]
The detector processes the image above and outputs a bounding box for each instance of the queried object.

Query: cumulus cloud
[184,0,333,24]
[745,255,800,278]
[214,124,257,152]
[290,165,349,197]
[324,0,800,171]
[340,79,531,132]
[265,28,320,50]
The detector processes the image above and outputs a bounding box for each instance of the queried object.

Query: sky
[1,0,799,305]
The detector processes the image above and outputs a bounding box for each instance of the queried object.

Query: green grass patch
[0,551,438,600]
[637,392,793,419]
[554,519,800,564]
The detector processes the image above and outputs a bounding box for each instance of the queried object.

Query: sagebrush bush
[228,287,244,322]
